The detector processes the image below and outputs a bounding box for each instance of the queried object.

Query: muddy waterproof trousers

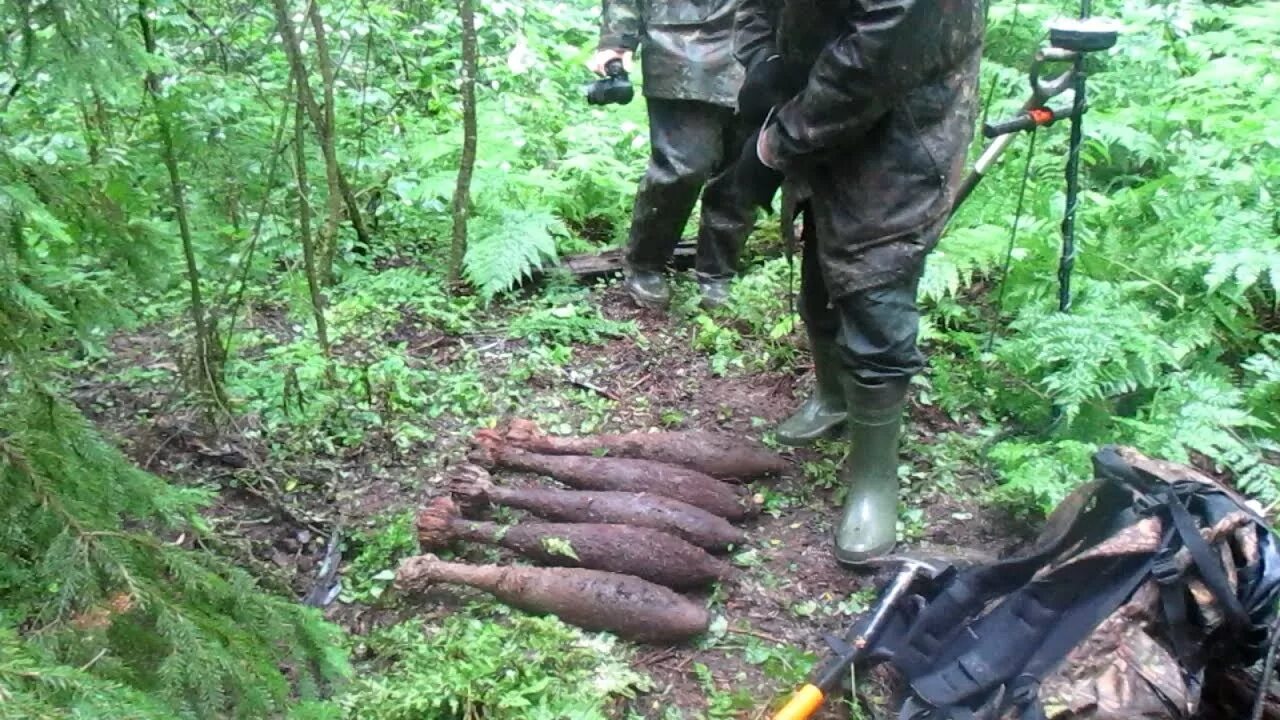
[797,218,925,383]
[625,98,753,280]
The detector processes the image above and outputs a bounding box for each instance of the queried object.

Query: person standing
[733,0,984,561]
[590,0,754,309]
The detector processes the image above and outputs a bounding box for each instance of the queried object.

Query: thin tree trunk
[292,74,334,374]
[448,0,478,287]
[138,0,227,410]
[92,90,114,147]
[221,83,293,359]
[79,102,100,165]
[307,2,345,282]
[270,0,372,265]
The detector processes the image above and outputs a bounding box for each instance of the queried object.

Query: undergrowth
[4,0,1279,717]
[329,609,649,720]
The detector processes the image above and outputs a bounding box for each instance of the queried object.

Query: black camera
[586,58,634,106]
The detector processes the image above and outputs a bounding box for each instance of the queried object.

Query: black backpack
[873,445,1280,720]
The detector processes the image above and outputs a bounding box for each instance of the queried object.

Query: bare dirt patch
[74,277,1031,719]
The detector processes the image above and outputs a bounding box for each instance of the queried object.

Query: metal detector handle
[1030,47,1079,104]
[951,46,1077,215]
[984,105,1072,138]
[952,95,1039,213]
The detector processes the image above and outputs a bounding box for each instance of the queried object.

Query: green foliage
[464,207,564,299]
[0,391,349,718]
[681,257,803,377]
[333,610,648,719]
[541,536,581,560]
[0,626,172,720]
[5,0,1280,715]
[930,0,1280,510]
[988,440,1097,514]
[342,513,420,604]
[693,662,755,719]
[508,300,636,346]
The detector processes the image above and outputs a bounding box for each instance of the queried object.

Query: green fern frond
[920,224,1011,304]
[464,208,563,299]
[1116,371,1277,502]
[997,288,1180,425]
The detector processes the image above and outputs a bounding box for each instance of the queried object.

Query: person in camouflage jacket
[590,0,753,309]
[732,0,984,562]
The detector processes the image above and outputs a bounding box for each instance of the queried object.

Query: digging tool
[769,554,952,720]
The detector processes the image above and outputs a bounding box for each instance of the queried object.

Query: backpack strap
[907,550,1160,713]
[1161,485,1250,631]
[886,479,1114,678]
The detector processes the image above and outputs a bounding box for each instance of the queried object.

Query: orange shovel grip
[772,684,825,720]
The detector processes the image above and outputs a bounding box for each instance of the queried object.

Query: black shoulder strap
[886,479,1115,678]
[1162,485,1249,631]
[907,549,1159,713]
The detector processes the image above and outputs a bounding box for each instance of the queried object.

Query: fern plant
[333,609,647,720]
[928,0,1280,510]
[464,206,564,299]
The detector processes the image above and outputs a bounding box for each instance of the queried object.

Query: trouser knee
[831,275,925,383]
[797,222,842,338]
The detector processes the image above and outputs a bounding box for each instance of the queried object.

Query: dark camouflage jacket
[599,0,743,107]
[734,0,984,296]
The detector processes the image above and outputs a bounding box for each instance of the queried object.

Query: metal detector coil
[1048,17,1121,53]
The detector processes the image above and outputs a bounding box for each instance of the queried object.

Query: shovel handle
[772,684,825,720]
[766,564,930,720]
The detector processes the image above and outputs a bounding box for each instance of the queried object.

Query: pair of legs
[783,216,925,563]
[623,98,753,308]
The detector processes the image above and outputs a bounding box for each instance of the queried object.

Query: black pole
[1057,63,1086,313]
[1058,0,1092,313]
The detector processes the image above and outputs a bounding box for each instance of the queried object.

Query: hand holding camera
[585,49,635,106]
[586,48,634,105]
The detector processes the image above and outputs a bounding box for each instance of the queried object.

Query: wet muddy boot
[622,265,671,309]
[833,376,907,565]
[775,335,847,446]
[697,275,732,310]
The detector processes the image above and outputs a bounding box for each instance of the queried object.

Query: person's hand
[588,48,634,76]
[738,55,787,125]
[735,127,783,214]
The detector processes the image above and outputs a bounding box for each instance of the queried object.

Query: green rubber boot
[775,334,848,446]
[833,376,907,565]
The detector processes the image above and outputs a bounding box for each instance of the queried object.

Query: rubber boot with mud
[622,265,671,309]
[697,274,732,310]
[833,376,907,564]
[775,334,847,446]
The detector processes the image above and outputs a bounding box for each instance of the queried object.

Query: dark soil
[74,273,1033,720]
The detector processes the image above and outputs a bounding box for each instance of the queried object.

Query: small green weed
[341,513,419,604]
[507,301,636,346]
[738,635,815,688]
[692,314,747,377]
[694,662,755,720]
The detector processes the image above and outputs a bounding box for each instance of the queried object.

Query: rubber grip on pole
[772,684,825,720]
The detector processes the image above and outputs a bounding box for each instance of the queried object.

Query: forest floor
[74,266,1035,719]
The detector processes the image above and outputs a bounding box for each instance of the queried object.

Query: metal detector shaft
[1057,57,1087,312]
[952,130,1019,213]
